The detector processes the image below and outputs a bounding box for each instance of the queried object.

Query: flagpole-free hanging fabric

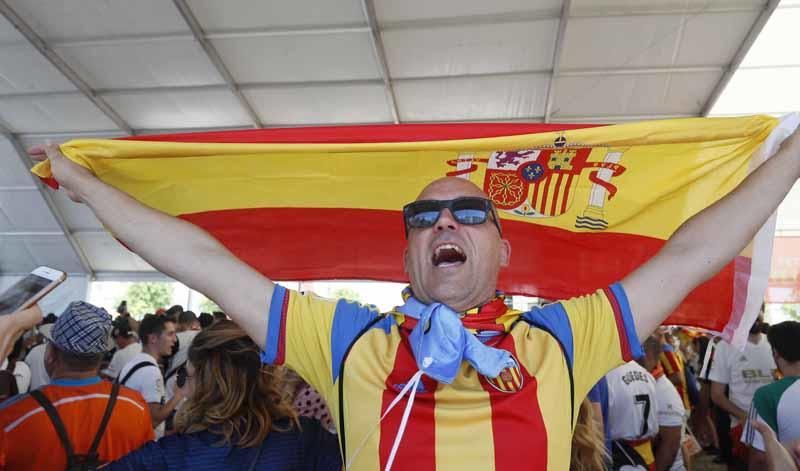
[32,115,800,346]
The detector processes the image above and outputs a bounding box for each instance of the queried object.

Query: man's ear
[499,239,511,267]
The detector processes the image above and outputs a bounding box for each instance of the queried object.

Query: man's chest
[333,326,574,470]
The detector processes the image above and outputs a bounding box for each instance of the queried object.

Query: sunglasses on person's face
[402,197,502,237]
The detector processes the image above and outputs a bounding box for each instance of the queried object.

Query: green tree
[330,287,363,303]
[199,296,220,313]
[781,304,800,321]
[122,282,174,317]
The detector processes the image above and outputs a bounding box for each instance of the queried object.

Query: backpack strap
[30,389,77,462]
[118,361,157,386]
[515,317,576,429]
[337,313,388,466]
[86,381,120,460]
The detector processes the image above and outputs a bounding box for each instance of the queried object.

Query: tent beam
[701,0,781,116]
[543,0,571,123]
[0,0,133,135]
[171,0,263,128]
[360,0,400,123]
[0,127,95,277]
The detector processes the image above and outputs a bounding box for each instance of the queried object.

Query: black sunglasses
[402,197,502,237]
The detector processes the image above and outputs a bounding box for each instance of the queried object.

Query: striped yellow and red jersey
[261,282,642,470]
[659,344,690,409]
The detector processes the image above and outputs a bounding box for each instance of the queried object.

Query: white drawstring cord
[345,370,425,470]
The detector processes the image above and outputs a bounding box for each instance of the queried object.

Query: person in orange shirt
[0,301,154,470]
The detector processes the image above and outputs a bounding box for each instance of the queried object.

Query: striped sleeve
[528,283,643,400]
[260,285,383,396]
[660,348,681,376]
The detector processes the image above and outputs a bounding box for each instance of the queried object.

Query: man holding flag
[28,120,800,470]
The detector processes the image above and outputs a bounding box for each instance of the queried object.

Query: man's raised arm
[623,127,800,341]
[29,144,272,348]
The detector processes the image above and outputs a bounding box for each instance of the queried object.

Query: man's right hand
[28,144,95,203]
[27,142,274,349]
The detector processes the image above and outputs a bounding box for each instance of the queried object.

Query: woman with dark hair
[108,320,342,470]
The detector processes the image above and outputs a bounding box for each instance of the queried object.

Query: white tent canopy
[1,0,799,298]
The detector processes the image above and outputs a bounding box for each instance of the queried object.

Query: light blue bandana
[397,296,516,384]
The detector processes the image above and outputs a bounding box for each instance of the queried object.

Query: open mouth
[432,243,467,267]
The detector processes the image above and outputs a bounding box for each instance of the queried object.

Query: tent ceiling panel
[711,67,800,116]
[187,0,366,30]
[675,11,761,65]
[22,235,85,273]
[0,235,84,275]
[0,41,77,94]
[75,231,154,272]
[49,192,104,233]
[0,139,34,186]
[102,89,252,130]
[561,11,758,70]
[0,95,117,133]
[211,33,381,83]
[5,0,188,41]
[375,0,562,23]
[0,189,60,231]
[383,20,558,79]
[0,237,38,273]
[570,0,766,14]
[244,83,392,125]
[53,40,225,90]
[394,74,549,122]
[551,70,722,117]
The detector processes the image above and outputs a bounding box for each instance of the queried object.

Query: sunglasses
[402,197,502,237]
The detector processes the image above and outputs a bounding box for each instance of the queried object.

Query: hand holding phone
[0,305,43,365]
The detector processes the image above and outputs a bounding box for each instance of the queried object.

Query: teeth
[435,243,464,257]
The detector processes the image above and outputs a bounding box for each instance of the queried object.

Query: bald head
[416,177,489,201]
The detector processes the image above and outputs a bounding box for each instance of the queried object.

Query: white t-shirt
[707,335,776,427]
[606,361,659,441]
[1,359,31,393]
[23,343,49,390]
[103,342,142,379]
[743,376,800,452]
[119,351,165,437]
[654,373,686,471]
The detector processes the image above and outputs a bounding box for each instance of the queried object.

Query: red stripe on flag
[122,123,603,144]
[178,207,736,331]
[560,174,574,215]
[539,174,552,214]
[549,173,564,216]
[480,336,548,470]
[603,287,633,361]
[378,336,436,470]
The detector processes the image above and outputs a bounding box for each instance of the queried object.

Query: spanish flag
[32,115,798,346]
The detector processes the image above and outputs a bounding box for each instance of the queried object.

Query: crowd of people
[0,301,342,470]
[0,129,799,470]
[1,298,799,470]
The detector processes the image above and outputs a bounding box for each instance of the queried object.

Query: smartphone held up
[0,266,66,316]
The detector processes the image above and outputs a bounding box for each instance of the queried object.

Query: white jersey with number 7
[606,361,659,441]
